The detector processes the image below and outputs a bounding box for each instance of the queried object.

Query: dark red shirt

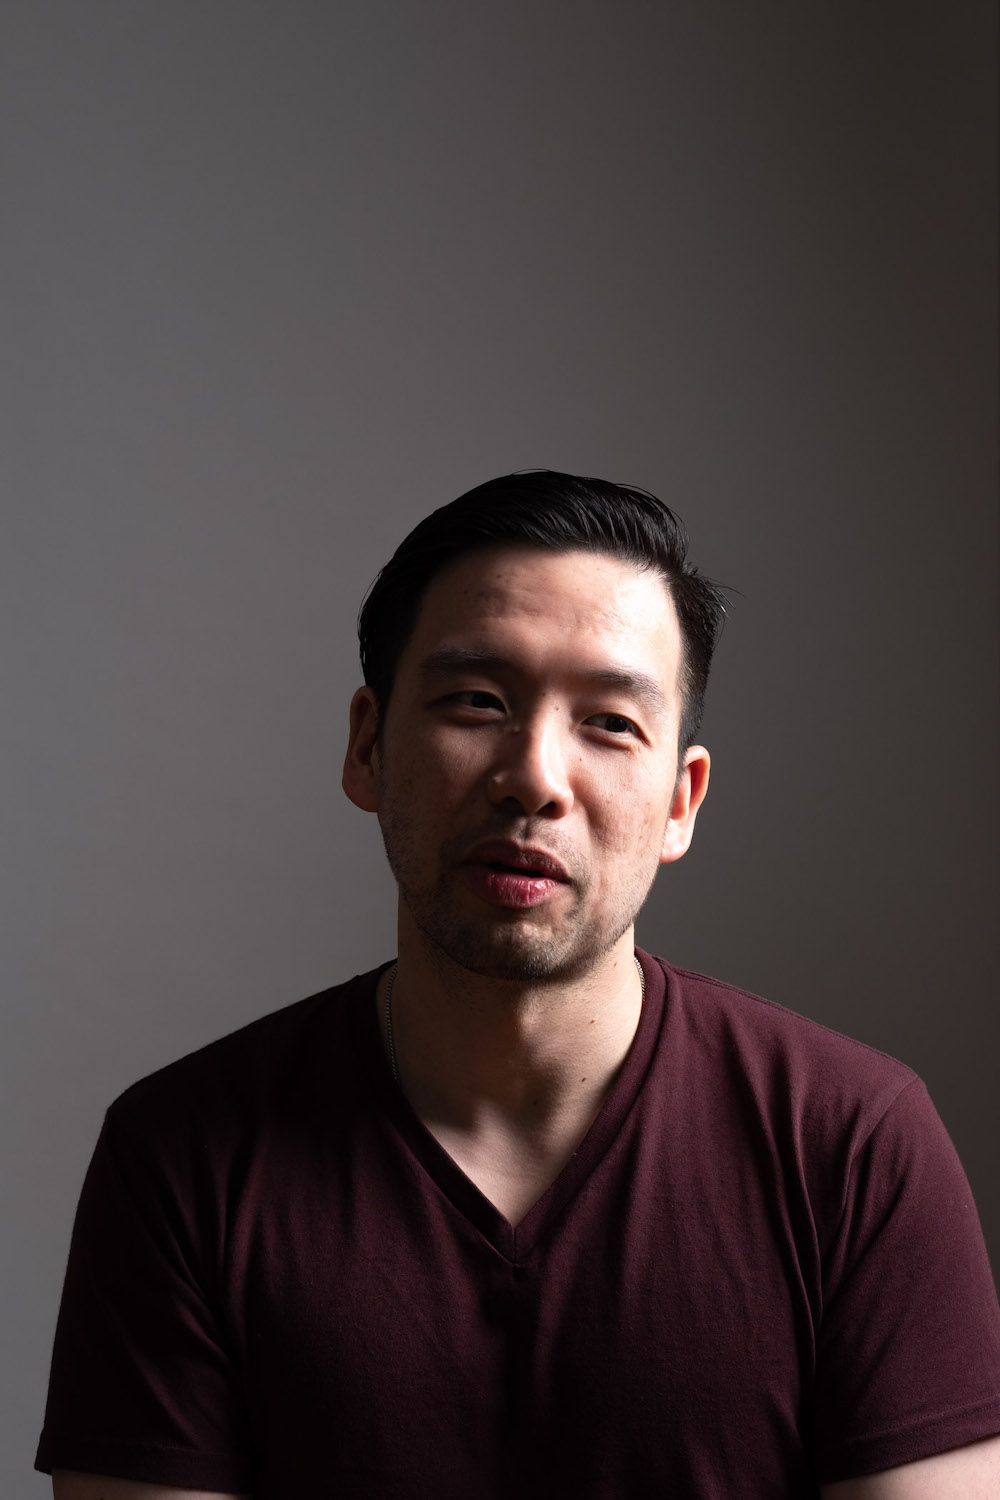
[37,953,1000,1496]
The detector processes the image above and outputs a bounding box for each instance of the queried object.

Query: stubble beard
[378,802,657,985]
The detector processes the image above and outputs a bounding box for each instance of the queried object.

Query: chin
[452,949,563,984]
[421,913,626,986]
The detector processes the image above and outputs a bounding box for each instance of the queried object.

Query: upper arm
[820,1433,1000,1499]
[52,1471,249,1500]
[39,1112,252,1493]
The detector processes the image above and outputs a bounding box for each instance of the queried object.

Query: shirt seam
[41,1432,239,1459]
[661,960,918,1073]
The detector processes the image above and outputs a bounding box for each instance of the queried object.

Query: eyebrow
[416,647,671,717]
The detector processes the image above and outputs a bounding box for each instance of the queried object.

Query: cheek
[385,730,490,808]
[622,803,668,864]
[588,764,666,849]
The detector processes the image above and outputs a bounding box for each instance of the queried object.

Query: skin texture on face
[344,546,710,988]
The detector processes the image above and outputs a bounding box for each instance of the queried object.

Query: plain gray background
[3,2,997,1492]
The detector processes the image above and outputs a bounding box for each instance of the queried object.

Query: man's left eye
[587,713,637,736]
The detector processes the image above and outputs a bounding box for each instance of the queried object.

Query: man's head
[344,472,723,983]
[357,470,726,756]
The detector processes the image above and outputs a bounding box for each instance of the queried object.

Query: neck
[378,921,644,1136]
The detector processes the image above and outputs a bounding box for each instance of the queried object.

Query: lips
[458,840,571,909]
[461,841,570,882]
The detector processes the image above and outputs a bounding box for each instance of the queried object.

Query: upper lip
[463,841,570,881]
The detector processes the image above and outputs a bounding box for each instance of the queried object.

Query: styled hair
[358,469,727,752]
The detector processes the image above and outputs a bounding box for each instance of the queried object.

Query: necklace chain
[384,962,401,1084]
[383,955,646,1087]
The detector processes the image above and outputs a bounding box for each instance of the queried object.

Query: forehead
[402,545,683,692]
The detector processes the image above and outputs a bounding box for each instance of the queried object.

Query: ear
[660,745,711,864]
[342,687,382,813]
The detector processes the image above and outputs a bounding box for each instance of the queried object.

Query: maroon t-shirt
[37,953,1000,1497]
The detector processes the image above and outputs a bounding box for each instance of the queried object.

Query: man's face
[344,546,709,983]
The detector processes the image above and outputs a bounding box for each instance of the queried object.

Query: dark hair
[358,469,727,752]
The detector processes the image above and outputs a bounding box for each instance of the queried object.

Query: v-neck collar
[354,950,665,1264]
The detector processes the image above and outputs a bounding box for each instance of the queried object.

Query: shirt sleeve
[35,1101,254,1492]
[812,1077,1000,1483]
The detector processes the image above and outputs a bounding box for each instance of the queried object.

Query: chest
[423,1112,599,1226]
[219,1106,821,1497]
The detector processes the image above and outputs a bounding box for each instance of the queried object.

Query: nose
[486,714,574,818]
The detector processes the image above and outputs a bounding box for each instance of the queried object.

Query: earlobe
[660,746,711,865]
[342,687,382,813]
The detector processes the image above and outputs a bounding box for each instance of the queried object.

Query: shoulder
[645,953,933,1177]
[642,954,991,1285]
[654,955,918,1091]
[103,966,385,1149]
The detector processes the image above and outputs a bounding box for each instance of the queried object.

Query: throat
[425,1103,604,1228]
[377,942,647,1214]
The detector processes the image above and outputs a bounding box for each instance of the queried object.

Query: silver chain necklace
[383,955,646,1086]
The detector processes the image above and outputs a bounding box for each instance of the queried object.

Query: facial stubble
[377,775,663,985]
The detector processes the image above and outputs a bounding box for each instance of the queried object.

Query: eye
[452,690,504,709]
[437,689,506,717]
[586,712,639,737]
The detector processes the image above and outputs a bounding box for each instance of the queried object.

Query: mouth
[462,842,570,882]
[459,841,571,909]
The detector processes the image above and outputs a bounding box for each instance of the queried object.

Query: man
[38,472,1000,1497]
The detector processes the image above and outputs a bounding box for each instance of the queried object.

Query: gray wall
[3,2,997,1491]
